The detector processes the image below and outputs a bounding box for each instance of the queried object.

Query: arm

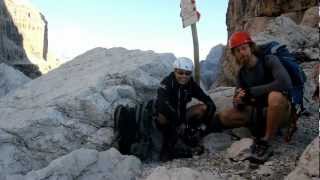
[249,55,293,97]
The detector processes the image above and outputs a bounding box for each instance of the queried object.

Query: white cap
[173,57,193,71]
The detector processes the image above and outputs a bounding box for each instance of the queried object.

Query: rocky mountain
[215,0,319,86]
[0,0,61,78]
[200,44,225,89]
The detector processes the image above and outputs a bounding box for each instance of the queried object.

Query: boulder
[0,63,30,97]
[226,138,253,162]
[0,47,174,177]
[285,137,319,180]
[6,148,141,180]
[301,6,320,28]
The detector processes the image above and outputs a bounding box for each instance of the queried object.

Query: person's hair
[230,42,262,56]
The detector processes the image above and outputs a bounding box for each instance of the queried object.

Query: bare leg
[218,106,251,128]
[263,92,291,141]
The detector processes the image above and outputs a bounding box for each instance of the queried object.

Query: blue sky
[29,0,228,61]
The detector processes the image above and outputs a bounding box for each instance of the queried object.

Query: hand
[233,88,247,104]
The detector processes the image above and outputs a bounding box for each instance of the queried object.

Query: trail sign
[180,0,200,28]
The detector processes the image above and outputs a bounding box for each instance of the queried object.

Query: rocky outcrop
[0,47,174,178]
[226,0,318,35]
[0,63,30,97]
[200,44,225,89]
[0,0,61,77]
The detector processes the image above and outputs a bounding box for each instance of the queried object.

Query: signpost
[180,0,200,84]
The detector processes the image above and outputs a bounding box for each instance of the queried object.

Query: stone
[6,148,142,180]
[226,138,253,162]
[0,63,30,97]
[285,137,319,179]
[146,166,223,180]
[301,6,320,28]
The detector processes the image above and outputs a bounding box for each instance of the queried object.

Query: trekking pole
[180,0,201,85]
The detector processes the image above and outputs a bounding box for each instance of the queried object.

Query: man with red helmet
[217,31,293,163]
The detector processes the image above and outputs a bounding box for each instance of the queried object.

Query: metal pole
[191,23,200,85]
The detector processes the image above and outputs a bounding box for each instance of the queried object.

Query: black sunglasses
[175,69,192,76]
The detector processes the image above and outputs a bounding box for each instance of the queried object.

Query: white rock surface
[0,63,30,97]
[6,148,142,180]
[226,138,253,162]
[146,166,223,180]
[0,47,174,177]
[253,16,319,60]
[285,137,319,180]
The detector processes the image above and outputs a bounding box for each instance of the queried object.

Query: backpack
[259,41,307,112]
[113,99,161,161]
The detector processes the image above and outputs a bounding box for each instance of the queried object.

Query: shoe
[248,139,273,164]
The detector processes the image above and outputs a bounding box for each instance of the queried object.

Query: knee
[268,91,288,108]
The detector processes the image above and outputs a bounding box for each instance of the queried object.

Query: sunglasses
[175,69,192,76]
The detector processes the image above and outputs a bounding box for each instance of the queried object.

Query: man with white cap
[155,57,217,161]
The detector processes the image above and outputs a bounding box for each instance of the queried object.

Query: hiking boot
[248,139,273,164]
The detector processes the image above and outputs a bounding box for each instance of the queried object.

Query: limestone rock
[0,63,30,97]
[226,138,253,162]
[146,167,223,180]
[6,148,142,180]
[226,0,317,35]
[0,47,174,177]
[285,137,319,180]
[301,6,320,28]
[208,87,234,112]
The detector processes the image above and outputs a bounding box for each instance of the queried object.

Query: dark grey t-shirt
[236,55,293,97]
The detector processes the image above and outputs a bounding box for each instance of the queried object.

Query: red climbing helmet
[229,31,253,49]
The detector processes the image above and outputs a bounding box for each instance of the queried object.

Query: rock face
[200,44,225,89]
[0,63,30,97]
[226,0,318,35]
[215,0,319,86]
[0,47,174,178]
[0,0,60,77]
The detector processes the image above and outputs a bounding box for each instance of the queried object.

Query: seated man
[217,32,293,163]
[155,57,216,161]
